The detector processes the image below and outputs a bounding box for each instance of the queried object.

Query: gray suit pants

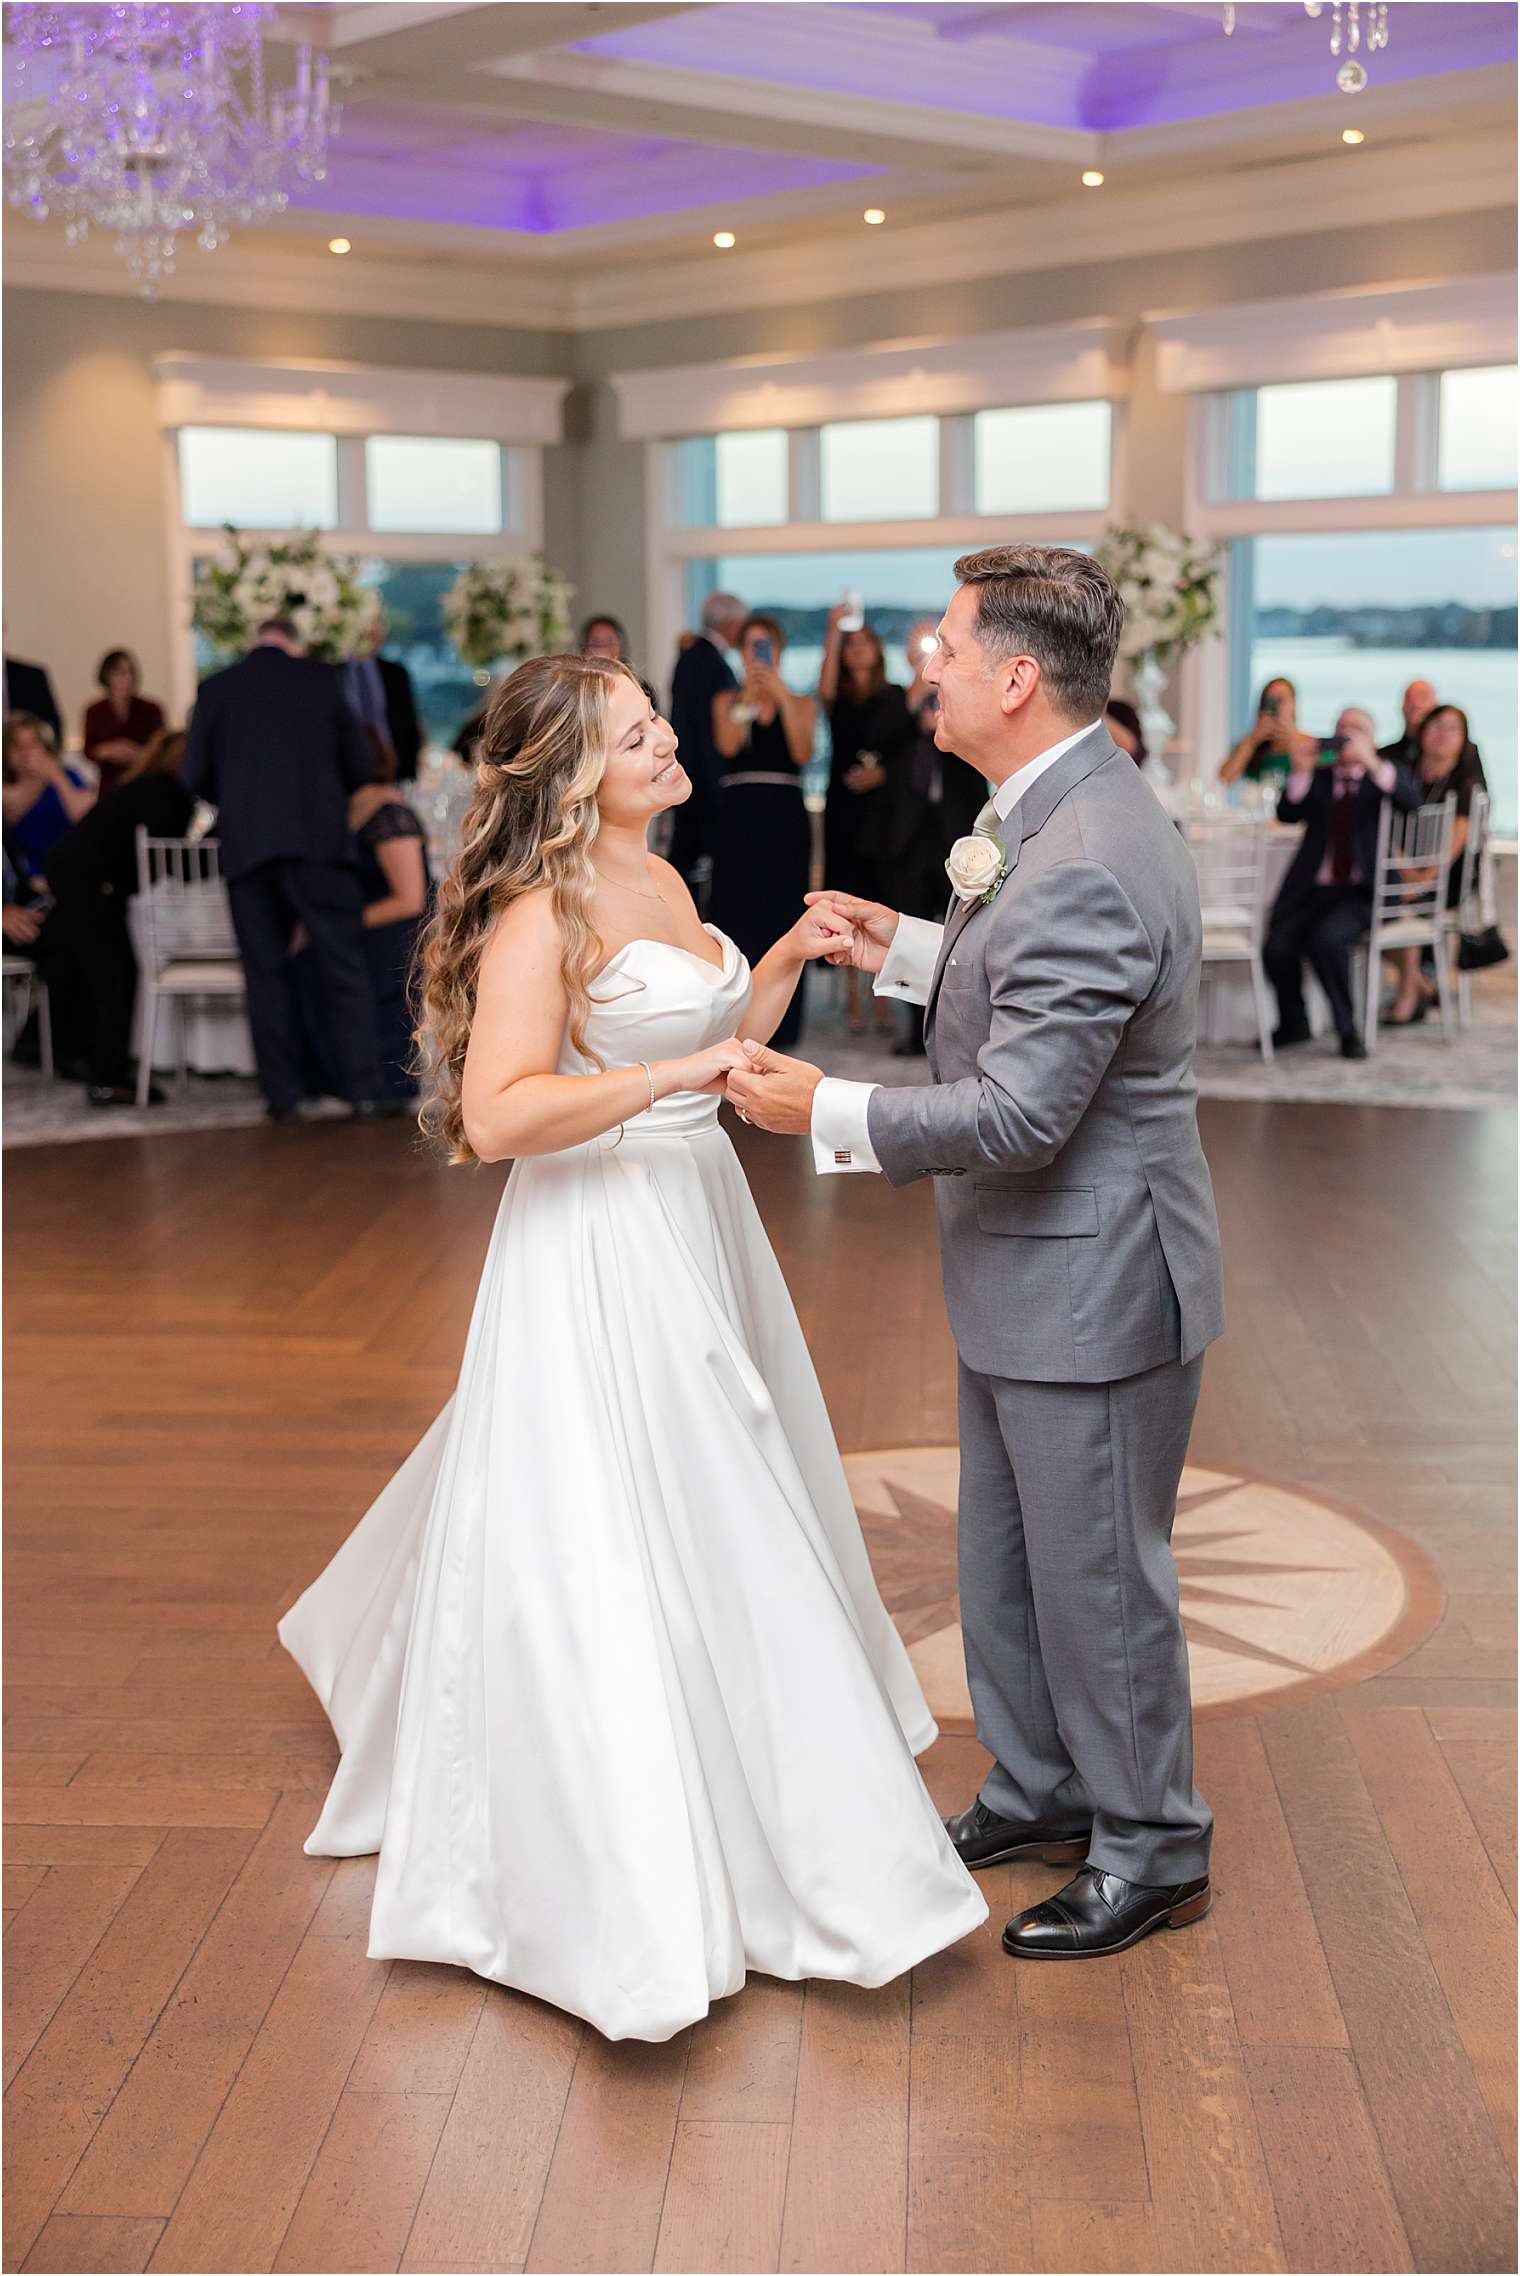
[957,1352,1213,1884]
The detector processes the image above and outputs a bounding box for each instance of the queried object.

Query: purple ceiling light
[2,3,338,292]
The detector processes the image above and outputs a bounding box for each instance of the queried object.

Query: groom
[727,545,1224,1959]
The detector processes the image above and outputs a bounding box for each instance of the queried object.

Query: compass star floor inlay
[847,1448,1442,1729]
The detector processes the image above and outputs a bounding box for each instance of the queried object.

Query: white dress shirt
[809,723,1102,1175]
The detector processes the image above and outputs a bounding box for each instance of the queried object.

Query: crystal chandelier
[1222,0,1390,93]
[3,4,338,294]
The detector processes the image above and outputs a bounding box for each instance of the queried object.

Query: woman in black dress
[709,614,817,1050]
[296,784,433,1097]
[1387,702,1487,1027]
[817,606,913,1034]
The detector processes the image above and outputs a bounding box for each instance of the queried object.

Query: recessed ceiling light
[328,236,351,254]
[1081,170,1105,188]
[863,208,886,225]
[713,230,735,249]
[1341,127,1365,145]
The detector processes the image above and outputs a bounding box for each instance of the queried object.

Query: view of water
[1249,640,1517,834]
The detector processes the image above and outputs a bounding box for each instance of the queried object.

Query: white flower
[945,832,1007,904]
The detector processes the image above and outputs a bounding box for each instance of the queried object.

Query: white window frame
[615,321,1130,688]
[1155,278,1518,781]
[157,353,570,716]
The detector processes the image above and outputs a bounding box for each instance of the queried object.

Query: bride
[278,653,986,2043]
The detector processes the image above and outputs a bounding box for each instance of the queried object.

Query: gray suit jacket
[866,727,1224,1384]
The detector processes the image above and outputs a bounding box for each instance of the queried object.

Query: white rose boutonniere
[945,831,1008,905]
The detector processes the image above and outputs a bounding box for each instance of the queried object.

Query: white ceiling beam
[327,2,705,71]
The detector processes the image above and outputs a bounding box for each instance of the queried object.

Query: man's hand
[804,889,900,973]
[2,904,41,947]
[726,1039,824,1135]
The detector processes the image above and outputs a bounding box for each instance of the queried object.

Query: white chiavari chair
[1187,814,1276,1061]
[134,829,246,1106]
[1358,794,1456,1053]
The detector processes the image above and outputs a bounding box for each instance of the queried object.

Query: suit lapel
[923,726,1121,1021]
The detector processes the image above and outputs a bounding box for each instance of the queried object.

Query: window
[670,430,788,527]
[179,426,339,529]
[1230,525,1518,833]
[1230,377,1397,500]
[974,401,1111,514]
[365,437,504,534]
[361,559,480,743]
[1439,366,1519,493]
[820,415,938,522]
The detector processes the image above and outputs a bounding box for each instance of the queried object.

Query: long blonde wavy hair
[414,652,639,1164]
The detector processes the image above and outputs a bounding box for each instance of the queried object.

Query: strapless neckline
[593,927,733,987]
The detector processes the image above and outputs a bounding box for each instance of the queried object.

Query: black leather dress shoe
[1272,1022,1311,1050]
[944,1798,1092,1871]
[1340,1033,1369,1061]
[1003,1865,1211,1958]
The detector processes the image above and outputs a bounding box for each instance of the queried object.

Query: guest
[33,727,195,1107]
[347,615,425,784]
[581,614,629,663]
[1378,678,1437,769]
[1105,698,1148,767]
[1220,677,1311,786]
[3,648,61,747]
[1387,702,1487,1027]
[2,714,95,877]
[710,613,816,1049]
[817,605,913,1035]
[1263,706,1420,1059]
[295,781,433,1100]
[82,649,166,799]
[667,590,744,902]
[182,616,391,1125]
[871,637,988,1058]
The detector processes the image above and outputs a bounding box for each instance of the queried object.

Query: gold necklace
[594,867,665,904]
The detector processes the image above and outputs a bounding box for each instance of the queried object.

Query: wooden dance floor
[4,1101,1515,2274]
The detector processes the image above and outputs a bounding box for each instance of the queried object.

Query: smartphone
[752,636,774,668]
[838,589,864,633]
[1316,733,1349,767]
[1261,692,1281,719]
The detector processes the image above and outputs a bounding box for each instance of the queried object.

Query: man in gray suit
[727,545,1223,1960]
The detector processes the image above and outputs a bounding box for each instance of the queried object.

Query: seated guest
[1387,702,1488,1027]
[82,648,166,798]
[3,649,61,747]
[34,727,195,1106]
[2,713,94,877]
[1104,698,1148,767]
[1378,678,1437,769]
[1219,677,1306,786]
[581,614,629,664]
[1263,706,1420,1060]
[295,781,433,1101]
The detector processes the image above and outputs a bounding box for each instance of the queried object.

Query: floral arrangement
[191,527,383,662]
[1095,523,1223,666]
[442,555,575,673]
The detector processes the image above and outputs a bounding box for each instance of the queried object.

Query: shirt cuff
[873,912,943,1006]
[811,1077,883,1174]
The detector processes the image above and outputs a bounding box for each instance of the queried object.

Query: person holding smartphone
[710,614,817,1048]
[817,600,912,1035]
[1219,676,1316,787]
[1262,705,1420,1059]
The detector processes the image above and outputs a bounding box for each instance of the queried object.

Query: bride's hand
[660,1037,751,1097]
[786,905,857,963]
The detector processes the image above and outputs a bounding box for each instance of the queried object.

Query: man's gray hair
[701,591,745,633]
[953,545,1124,723]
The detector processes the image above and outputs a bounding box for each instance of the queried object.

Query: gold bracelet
[640,1061,657,1113]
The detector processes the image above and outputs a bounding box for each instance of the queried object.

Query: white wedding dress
[279,924,986,2043]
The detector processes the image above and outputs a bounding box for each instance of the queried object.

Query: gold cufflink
[834,1150,852,1165]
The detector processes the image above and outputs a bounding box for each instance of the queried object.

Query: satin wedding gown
[279,923,986,2042]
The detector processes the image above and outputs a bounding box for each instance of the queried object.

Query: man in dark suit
[666,591,744,903]
[346,617,424,783]
[1264,705,1420,1060]
[4,651,62,747]
[182,617,390,1122]
[1377,676,1436,769]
